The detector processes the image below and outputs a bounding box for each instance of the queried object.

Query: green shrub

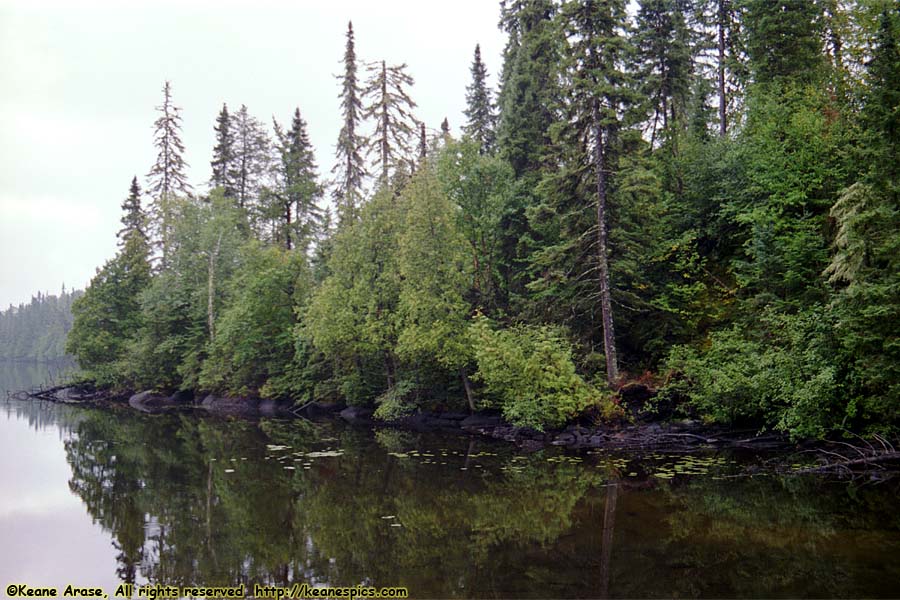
[663,306,845,439]
[469,316,605,431]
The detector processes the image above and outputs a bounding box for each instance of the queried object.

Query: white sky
[0,0,505,310]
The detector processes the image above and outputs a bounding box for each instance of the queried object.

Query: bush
[469,316,608,431]
[663,306,845,439]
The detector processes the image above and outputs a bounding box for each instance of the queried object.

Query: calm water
[1,360,899,598]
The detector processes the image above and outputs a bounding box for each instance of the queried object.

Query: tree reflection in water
[63,409,900,598]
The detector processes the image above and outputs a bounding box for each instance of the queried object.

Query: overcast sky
[0,0,505,310]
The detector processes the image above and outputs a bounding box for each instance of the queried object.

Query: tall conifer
[463,44,497,153]
[362,60,418,186]
[332,22,367,226]
[146,81,192,267]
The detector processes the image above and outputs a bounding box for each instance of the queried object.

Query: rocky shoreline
[14,381,794,452]
[15,382,900,478]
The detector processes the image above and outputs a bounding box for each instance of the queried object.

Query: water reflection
[59,410,900,598]
[1,359,898,598]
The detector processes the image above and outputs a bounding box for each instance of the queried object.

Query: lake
[1,360,898,598]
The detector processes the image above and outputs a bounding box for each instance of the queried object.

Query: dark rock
[167,389,194,404]
[460,414,504,430]
[201,395,260,416]
[440,412,469,421]
[519,439,545,452]
[129,390,174,413]
[303,401,346,417]
[340,405,375,423]
[259,398,289,416]
[552,432,576,446]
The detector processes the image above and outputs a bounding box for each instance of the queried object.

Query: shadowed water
[1,360,898,598]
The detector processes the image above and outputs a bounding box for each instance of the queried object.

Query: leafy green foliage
[200,243,310,399]
[664,307,845,439]
[469,316,607,431]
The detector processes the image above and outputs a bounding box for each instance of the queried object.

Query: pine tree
[118,177,147,247]
[69,180,152,384]
[463,44,497,153]
[210,103,237,198]
[233,104,274,221]
[146,80,192,267]
[418,122,427,163]
[496,0,559,177]
[332,21,367,226]
[362,60,418,186]
[742,0,825,84]
[634,0,694,145]
[274,108,322,251]
[555,0,635,386]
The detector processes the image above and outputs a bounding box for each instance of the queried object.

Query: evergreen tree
[742,0,826,84]
[210,103,237,198]
[825,3,900,428]
[69,181,152,385]
[463,44,497,154]
[549,0,635,386]
[362,60,418,185]
[118,177,147,248]
[634,0,694,145]
[418,122,427,163]
[233,104,275,224]
[146,81,192,267]
[496,0,559,177]
[274,108,322,251]
[332,22,367,226]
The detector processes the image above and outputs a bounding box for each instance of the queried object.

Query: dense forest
[0,288,80,361]
[68,0,899,439]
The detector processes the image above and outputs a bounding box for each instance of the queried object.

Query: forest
[66,0,899,439]
[0,288,80,361]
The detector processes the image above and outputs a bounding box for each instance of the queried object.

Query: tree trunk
[460,366,476,413]
[718,0,727,138]
[207,231,224,342]
[599,482,618,599]
[593,101,619,387]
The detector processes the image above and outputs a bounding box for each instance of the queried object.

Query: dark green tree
[742,0,825,84]
[273,108,323,251]
[496,0,559,177]
[633,0,695,145]
[332,22,367,226]
[68,180,153,385]
[463,44,497,154]
[210,103,237,199]
[118,176,148,248]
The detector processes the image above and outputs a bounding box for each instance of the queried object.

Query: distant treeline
[0,289,81,361]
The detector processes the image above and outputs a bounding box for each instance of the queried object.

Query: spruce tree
[463,44,497,154]
[418,122,427,163]
[362,60,418,186]
[233,104,274,222]
[555,0,635,386]
[210,103,237,198]
[118,176,147,248]
[634,0,694,145]
[274,108,322,251]
[496,0,559,177]
[332,21,367,226]
[742,0,825,84]
[146,80,192,267]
